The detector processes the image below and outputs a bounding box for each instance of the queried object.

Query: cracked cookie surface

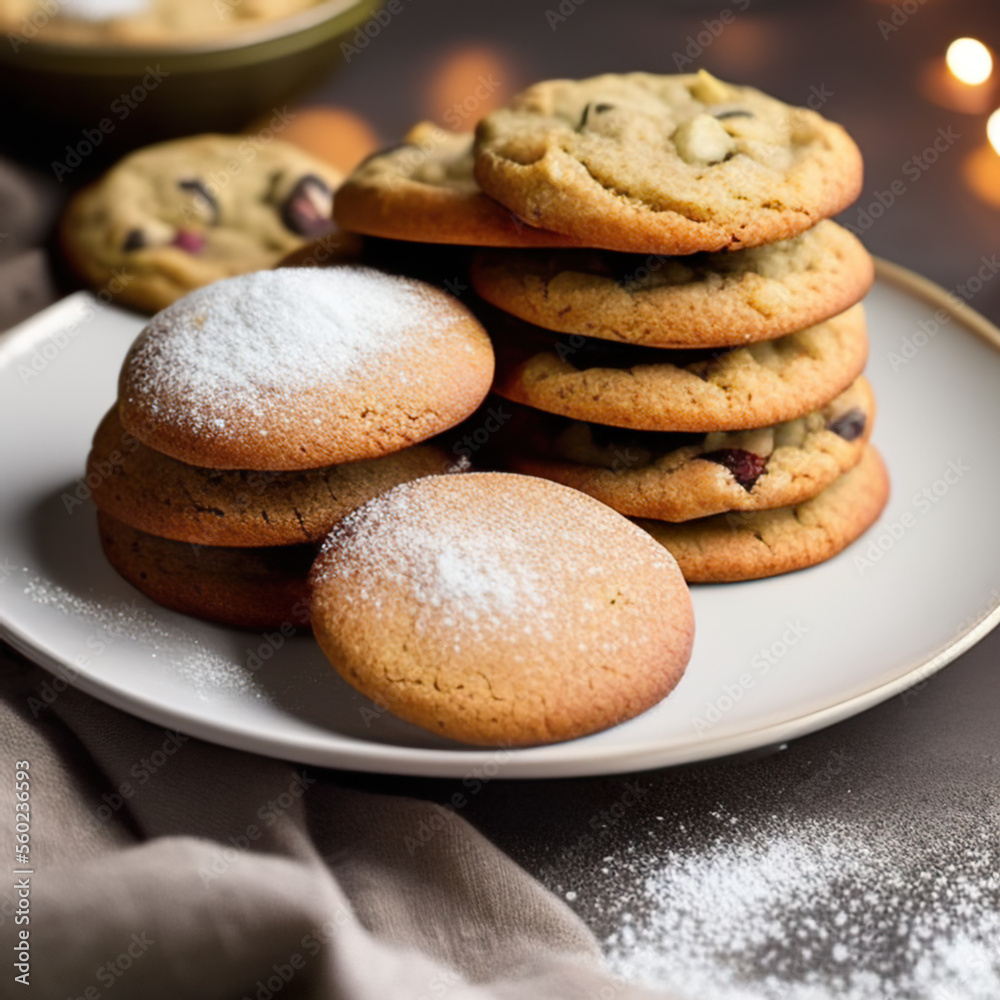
[334,123,591,247]
[309,472,694,746]
[473,71,863,254]
[117,266,495,470]
[88,407,456,547]
[501,378,874,521]
[471,220,873,347]
[62,134,344,313]
[97,510,314,629]
[636,445,889,581]
[489,302,869,431]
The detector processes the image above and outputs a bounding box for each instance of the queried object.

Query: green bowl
[0,0,380,142]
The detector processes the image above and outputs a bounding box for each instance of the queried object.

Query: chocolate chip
[579,102,615,128]
[827,408,866,441]
[122,228,145,251]
[702,448,767,490]
[177,178,219,224]
[715,109,755,120]
[280,174,335,237]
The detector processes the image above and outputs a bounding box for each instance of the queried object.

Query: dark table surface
[2,1,999,997]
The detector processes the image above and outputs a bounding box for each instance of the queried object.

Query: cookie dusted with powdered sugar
[309,473,694,746]
[87,407,456,548]
[473,71,863,254]
[117,266,494,471]
[97,511,313,629]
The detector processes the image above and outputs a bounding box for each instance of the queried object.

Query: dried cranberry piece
[702,448,767,490]
[280,174,335,237]
[171,229,206,254]
[827,408,866,441]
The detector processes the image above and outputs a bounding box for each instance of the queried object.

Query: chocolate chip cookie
[501,378,874,521]
[490,303,869,432]
[471,220,874,347]
[61,134,343,313]
[334,122,590,247]
[636,445,890,582]
[473,71,863,254]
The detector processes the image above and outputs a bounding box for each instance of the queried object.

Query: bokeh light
[946,38,993,86]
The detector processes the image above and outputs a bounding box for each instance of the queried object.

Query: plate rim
[2,260,1000,779]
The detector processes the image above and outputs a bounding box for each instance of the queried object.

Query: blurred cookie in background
[60,134,343,313]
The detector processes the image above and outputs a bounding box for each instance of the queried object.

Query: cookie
[309,472,694,746]
[473,71,864,254]
[502,378,874,522]
[333,122,591,247]
[61,134,343,313]
[490,303,869,432]
[97,511,313,629]
[87,406,458,548]
[117,266,495,470]
[636,446,890,582]
[471,221,874,348]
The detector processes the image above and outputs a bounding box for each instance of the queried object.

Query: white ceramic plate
[2,263,999,778]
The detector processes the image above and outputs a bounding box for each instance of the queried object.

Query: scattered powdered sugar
[22,572,267,701]
[595,809,1000,1000]
[120,266,463,441]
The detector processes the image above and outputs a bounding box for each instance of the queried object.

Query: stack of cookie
[89,266,494,626]
[332,70,889,582]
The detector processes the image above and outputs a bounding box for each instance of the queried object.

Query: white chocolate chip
[688,69,732,105]
[672,114,737,166]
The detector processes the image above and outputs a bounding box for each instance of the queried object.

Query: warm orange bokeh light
[988,108,1000,155]
[962,113,1000,210]
[276,107,381,174]
[425,45,511,132]
[946,38,993,86]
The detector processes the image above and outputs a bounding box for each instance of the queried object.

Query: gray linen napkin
[0,649,664,1000]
